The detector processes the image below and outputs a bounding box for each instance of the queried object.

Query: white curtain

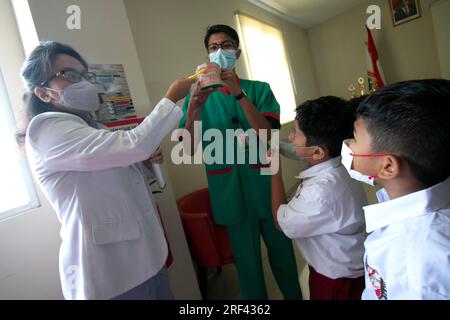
[237,13,297,124]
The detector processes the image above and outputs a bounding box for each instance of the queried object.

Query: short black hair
[356,79,450,187]
[348,95,369,112]
[204,24,240,49]
[296,96,355,158]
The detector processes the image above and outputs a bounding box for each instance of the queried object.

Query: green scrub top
[180,79,280,225]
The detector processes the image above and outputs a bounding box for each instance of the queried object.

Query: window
[236,13,297,124]
[0,0,40,220]
[0,69,39,220]
[11,0,40,57]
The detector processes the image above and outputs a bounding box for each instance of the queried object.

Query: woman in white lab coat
[19,41,197,300]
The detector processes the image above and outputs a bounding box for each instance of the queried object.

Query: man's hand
[188,80,215,112]
[183,80,215,156]
[220,69,241,94]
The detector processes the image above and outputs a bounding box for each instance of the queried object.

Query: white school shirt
[25,98,182,300]
[277,157,368,279]
[362,178,450,300]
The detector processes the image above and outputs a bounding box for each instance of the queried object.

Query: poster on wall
[89,64,138,124]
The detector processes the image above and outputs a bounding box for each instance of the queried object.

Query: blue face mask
[279,139,317,160]
[208,49,237,69]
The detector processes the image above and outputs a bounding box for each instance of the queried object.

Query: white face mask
[47,80,100,112]
[341,140,377,186]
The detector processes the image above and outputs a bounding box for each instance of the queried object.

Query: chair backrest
[177,188,234,268]
[177,188,212,215]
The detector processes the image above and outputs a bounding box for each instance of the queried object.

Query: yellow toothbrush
[188,68,206,79]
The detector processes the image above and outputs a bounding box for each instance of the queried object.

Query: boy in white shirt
[341,79,450,300]
[271,96,368,300]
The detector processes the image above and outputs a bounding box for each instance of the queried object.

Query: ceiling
[247,0,369,28]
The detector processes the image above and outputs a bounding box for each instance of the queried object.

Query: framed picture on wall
[389,0,422,26]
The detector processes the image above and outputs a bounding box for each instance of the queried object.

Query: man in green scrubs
[179,24,301,300]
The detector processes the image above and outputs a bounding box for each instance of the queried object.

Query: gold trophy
[349,77,378,99]
[348,84,357,99]
[368,78,377,93]
[358,77,366,96]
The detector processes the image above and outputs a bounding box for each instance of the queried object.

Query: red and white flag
[365,27,386,90]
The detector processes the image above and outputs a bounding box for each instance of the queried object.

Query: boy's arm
[271,167,287,231]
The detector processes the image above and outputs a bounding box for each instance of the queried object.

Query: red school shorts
[308,265,365,300]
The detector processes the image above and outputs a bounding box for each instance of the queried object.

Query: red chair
[177,188,234,299]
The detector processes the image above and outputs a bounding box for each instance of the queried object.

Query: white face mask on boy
[341,140,378,186]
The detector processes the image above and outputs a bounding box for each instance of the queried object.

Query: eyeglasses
[207,41,237,53]
[40,69,97,87]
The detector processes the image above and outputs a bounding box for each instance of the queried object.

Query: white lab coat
[25,98,182,300]
[277,157,368,279]
[362,178,450,300]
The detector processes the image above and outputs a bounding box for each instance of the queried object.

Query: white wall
[431,0,450,79]
[124,0,319,200]
[308,0,442,98]
[0,0,200,299]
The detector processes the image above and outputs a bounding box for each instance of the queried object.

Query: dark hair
[347,95,369,113]
[204,24,240,49]
[356,79,450,187]
[296,96,355,158]
[17,41,88,144]
[345,95,369,138]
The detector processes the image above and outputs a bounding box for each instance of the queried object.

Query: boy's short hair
[296,96,356,158]
[347,95,369,112]
[204,25,240,49]
[356,79,450,187]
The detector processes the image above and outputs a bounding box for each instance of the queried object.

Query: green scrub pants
[226,218,302,300]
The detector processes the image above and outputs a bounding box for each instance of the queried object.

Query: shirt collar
[296,156,342,180]
[364,177,450,232]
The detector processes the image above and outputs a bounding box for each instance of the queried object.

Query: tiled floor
[206,241,310,300]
